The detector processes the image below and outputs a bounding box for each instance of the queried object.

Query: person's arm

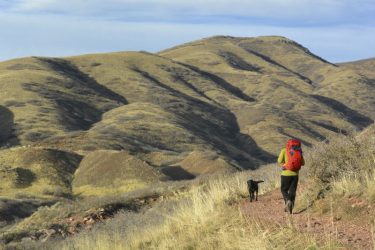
[301,156,305,166]
[277,149,285,165]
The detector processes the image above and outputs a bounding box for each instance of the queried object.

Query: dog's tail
[256,180,264,183]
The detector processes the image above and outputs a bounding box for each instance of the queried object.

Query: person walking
[277,139,305,214]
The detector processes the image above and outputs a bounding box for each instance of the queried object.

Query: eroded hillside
[0,36,374,197]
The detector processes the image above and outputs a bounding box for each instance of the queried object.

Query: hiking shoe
[286,200,293,214]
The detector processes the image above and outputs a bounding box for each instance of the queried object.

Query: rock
[39,228,57,242]
[41,235,51,242]
[20,237,33,243]
[30,235,38,240]
[45,229,56,236]
[83,217,96,225]
[67,226,76,235]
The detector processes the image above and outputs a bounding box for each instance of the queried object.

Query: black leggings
[281,175,299,204]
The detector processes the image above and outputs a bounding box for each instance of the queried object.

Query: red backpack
[284,139,303,171]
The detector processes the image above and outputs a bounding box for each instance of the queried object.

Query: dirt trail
[241,189,374,249]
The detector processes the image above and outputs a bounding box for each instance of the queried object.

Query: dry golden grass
[339,57,375,79]
[0,147,81,198]
[0,179,193,247]
[32,131,372,250]
[306,133,374,183]
[4,131,374,249]
[331,172,375,202]
[174,150,236,175]
[0,36,374,249]
[47,165,338,250]
[296,129,375,216]
[72,150,162,196]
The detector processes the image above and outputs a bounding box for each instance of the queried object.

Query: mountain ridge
[0,35,374,198]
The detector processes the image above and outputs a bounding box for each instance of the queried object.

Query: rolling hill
[0,35,374,197]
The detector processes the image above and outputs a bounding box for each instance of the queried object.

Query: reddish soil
[241,189,374,249]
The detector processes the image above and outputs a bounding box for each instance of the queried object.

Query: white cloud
[0,12,374,62]
[5,0,375,25]
[0,1,373,62]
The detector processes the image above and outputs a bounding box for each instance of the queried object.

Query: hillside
[0,35,375,248]
[6,130,374,249]
[160,36,375,150]
[0,35,374,198]
[339,57,375,79]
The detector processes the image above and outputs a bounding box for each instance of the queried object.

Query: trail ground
[241,187,374,249]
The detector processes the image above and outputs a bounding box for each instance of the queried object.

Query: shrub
[306,134,375,183]
[298,131,375,208]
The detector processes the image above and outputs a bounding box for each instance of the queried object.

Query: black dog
[247,179,264,202]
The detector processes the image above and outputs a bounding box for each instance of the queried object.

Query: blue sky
[0,0,374,62]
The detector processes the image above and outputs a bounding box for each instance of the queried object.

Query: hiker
[277,139,305,214]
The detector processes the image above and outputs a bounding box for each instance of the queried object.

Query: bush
[41,186,65,197]
[306,134,375,183]
[298,131,375,208]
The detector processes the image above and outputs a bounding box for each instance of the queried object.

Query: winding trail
[241,188,374,249]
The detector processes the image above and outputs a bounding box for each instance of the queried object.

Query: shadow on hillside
[0,106,19,147]
[218,51,262,73]
[12,168,37,188]
[161,166,195,180]
[241,48,315,85]
[311,121,348,135]
[311,95,373,129]
[37,58,128,105]
[0,199,55,224]
[239,40,337,68]
[132,67,275,169]
[55,99,103,131]
[22,81,105,131]
[277,127,313,147]
[21,58,128,133]
[235,133,277,169]
[177,63,256,102]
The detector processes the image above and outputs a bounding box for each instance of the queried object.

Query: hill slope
[160,36,375,151]
[12,130,374,250]
[339,57,375,79]
[0,36,374,197]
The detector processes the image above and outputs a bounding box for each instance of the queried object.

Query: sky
[0,0,374,63]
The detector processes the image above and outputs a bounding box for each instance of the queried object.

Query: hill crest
[0,35,374,197]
